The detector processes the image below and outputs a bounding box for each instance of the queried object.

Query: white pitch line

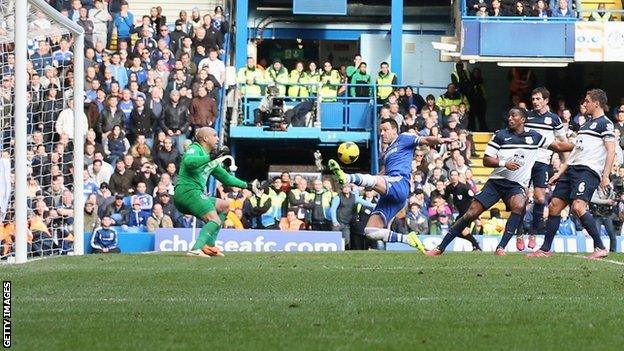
[573,255,624,266]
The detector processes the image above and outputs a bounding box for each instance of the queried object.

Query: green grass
[3,252,624,350]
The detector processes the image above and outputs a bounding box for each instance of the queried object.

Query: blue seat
[347,103,372,130]
[320,102,345,130]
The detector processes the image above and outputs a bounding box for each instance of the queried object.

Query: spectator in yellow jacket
[264,59,289,96]
[303,62,321,96]
[236,57,263,96]
[288,61,309,98]
[319,61,341,101]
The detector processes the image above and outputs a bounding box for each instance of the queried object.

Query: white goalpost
[9,0,84,263]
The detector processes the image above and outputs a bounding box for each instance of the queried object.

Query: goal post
[11,0,85,263]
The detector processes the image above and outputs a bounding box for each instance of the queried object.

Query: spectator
[109,159,135,195]
[91,215,120,253]
[160,90,190,154]
[331,184,357,249]
[489,0,505,16]
[265,59,289,97]
[319,61,341,101]
[128,197,150,228]
[590,186,617,252]
[287,62,308,98]
[103,125,130,166]
[429,213,452,236]
[279,209,305,231]
[133,161,159,195]
[236,57,263,96]
[198,49,225,86]
[436,83,469,118]
[146,203,174,232]
[98,95,125,137]
[104,193,129,225]
[84,198,101,233]
[509,1,529,16]
[153,137,180,173]
[190,86,217,130]
[247,182,274,229]
[532,0,552,17]
[88,0,111,47]
[349,62,371,98]
[551,0,576,17]
[376,62,397,104]
[589,3,614,21]
[288,178,311,226]
[113,2,133,47]
[406,202,429,234]
[308,179,334,230]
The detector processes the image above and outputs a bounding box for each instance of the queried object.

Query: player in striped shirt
[520,87,569,250]
[427,108,574,256]
[528,89,616,259]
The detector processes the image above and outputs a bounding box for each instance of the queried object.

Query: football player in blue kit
[427,108,574,256]
[328,118,448,253]
[520,87,569,250]
[528,89,616,259]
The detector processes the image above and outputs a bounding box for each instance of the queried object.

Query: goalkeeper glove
[210,145,230,160]
[246,179,263,196]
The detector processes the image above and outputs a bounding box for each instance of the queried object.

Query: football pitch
[3,252,624,350]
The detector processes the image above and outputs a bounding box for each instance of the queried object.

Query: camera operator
[254,85,286,129]
[590,183,617,252]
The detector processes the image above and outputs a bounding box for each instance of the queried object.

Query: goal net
[1,0,85,263]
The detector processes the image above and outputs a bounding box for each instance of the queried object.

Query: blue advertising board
[155,229,345,252]
[293,0,347,16]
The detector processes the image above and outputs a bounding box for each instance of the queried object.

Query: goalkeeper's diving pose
[174,127,259,257]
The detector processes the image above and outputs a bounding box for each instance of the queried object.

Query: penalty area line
[573,255,624,266]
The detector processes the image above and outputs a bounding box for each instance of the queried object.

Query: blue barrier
[83,232,155,254]
[83,229,622,254]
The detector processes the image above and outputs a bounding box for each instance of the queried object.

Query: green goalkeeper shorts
[173,188,216,218]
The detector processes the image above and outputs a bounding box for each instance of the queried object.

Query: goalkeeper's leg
[191,198,231,257]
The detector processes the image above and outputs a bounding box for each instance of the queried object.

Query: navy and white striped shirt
[568,116,615,178]
[525,110,566,164]
[485,128,551,187]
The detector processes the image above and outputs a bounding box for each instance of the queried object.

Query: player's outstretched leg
[364,227,426,254]
[328,159,378,188]
[427,200,485,256]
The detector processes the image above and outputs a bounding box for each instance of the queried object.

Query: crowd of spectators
[0,0,230,256]
[467,0,623,19]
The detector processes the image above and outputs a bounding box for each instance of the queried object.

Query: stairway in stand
[470,132,509,219]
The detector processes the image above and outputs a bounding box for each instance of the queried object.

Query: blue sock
[579,212,605,250]
[531,202,545,235]
[438,217,469,251]
[540,215,561,252]
[497,212,523,249]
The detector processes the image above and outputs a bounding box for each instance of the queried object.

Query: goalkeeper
[174,127,258,257]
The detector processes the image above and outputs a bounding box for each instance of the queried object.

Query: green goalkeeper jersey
[175,142,247,192]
